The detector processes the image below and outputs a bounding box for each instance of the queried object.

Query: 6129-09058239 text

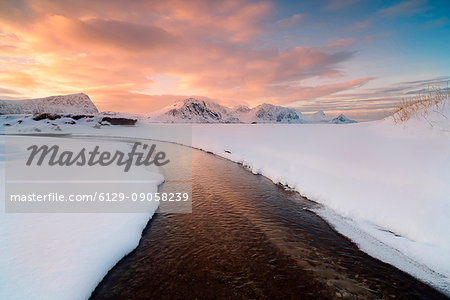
[9,192,190,203]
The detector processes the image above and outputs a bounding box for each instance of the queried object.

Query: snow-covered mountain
[0,93,98,115]
[0,94,356,124]
[330,114,357,124]
[147,98,356,124]
[236,103,303,124]
[301,111,327,123]
[149,98,240,123]
[301,111,357,124]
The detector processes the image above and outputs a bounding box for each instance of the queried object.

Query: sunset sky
[0,0,449,120]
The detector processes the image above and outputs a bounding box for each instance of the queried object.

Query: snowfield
[189,100,450,293]
[0,94,449,297]
[187,101,450,293]
[0,136,162,300]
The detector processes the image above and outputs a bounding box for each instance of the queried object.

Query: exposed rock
[100,117,137,126]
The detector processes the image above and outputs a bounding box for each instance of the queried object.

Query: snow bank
[186,98,450,293]
[0,136,161,300]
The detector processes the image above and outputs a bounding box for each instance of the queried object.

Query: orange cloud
[0,0,371,112]
[0,71,37,88]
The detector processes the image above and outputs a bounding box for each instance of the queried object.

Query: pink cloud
[276,14,303,28]
[0,0,371,113]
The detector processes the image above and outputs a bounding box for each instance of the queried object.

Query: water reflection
[91,149,445,299]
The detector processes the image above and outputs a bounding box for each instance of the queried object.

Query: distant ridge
[0,93,99,115]
[0,94,356,124]
[147,98,357,124]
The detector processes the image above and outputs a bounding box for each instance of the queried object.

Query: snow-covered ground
[0,136,162,299]
[1,95,449,296]
[187,100,450,294]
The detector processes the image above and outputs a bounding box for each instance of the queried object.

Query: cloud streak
[379,0,428,17]
[276,14,303,28]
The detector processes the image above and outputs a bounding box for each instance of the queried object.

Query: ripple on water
[90,149,447,300]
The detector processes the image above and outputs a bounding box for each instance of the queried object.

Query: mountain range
[0,94,356,124]
[147,98,356,124]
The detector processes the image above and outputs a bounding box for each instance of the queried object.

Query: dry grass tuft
[393,85,449,125]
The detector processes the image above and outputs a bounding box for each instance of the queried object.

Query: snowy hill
[300,111,357,124]
[148,98,355,124]
[330,114,357,124]
[302,111,327,123]
[0,93,99,115]
[388,95,450,132]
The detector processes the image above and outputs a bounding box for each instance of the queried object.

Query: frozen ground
[186,102,450,294]
[91,98,450,293]
[0,136,162,300]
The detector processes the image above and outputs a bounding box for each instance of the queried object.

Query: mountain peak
[331,114,357,124]
[0,93,98,115]
[233,105,250,114]
[151,97,239,123]
[312,110,326,117]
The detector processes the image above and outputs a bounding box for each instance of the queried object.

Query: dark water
[91,149,447,299]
